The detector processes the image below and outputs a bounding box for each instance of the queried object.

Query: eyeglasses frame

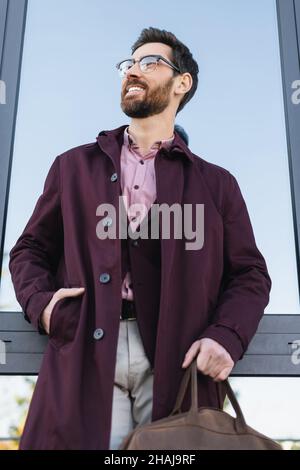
[116,54,181,77]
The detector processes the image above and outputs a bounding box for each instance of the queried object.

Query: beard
[120,76,175,118]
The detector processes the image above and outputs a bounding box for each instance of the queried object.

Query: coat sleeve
[8,155,63,334]
[198,171,272,363]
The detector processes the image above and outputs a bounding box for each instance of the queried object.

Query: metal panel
[0,0,8,63]
[0,0,28,280]
[1,313,300,376]
[294,0,300,60]
[276,0,300,286]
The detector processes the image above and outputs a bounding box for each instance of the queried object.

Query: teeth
[127,86,144,93]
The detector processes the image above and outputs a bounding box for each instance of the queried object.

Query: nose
[126,61,142,78]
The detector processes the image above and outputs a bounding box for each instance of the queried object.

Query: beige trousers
[109,319,154,450]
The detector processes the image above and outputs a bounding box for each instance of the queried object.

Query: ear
[174,72,193,97]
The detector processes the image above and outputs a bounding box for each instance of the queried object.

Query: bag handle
[170,358,247,433]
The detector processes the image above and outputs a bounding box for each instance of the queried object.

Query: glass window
[0,0,298,444]
[0,0,297,314]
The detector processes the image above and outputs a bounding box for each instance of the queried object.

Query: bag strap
[170,359,247,433]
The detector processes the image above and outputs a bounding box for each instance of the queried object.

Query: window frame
[0,0,300,377]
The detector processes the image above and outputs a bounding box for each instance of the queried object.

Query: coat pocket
[49,295,82,350]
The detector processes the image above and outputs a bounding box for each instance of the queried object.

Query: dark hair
[131,27,199,114]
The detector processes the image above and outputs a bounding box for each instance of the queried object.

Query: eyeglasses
[116,54,181,78]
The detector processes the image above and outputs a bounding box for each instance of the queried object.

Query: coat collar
[96,124,195,166]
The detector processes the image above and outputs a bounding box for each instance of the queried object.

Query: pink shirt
[120,126,175,301]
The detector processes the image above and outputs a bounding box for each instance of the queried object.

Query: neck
[128,110,175,152]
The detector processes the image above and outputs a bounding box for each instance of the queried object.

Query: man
[9,27,271,450]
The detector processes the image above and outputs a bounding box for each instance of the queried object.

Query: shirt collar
[123,126,175,152]
[97,124,195,164]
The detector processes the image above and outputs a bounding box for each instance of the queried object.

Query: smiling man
[9,27,271,450]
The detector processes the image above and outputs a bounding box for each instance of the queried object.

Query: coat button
[93,328,104,340]
[102,217,113,227]
[99,273,111,283]
[131,240,139,247]
[111,173,118,182]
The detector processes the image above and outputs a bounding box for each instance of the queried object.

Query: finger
[213,366,232,382]
[182,349,198,368]
[196,345,219,373]
[205,363,221,378]
[58,287,85,299]
[196,350,212,374]
[210,364,225,381]
[204,355,224,377]
[182,342,201,368]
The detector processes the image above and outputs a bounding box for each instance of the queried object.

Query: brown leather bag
[118,359,283,450]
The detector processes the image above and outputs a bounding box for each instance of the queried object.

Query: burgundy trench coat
[9,124,271,450]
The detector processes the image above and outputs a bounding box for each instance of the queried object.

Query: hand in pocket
[41,287,85,334]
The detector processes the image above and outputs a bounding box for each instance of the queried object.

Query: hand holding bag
[118,359,283,450]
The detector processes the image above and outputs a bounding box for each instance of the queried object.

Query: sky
[0,0,299,440]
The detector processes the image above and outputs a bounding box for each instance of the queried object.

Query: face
[120,43,178,118]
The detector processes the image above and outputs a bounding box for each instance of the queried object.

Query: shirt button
[133,185,139,190]
[93,328,104,340]
[99,273,111,283]
[139,160,144,165]
[102,217,113,227]
[111,173,118,182]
